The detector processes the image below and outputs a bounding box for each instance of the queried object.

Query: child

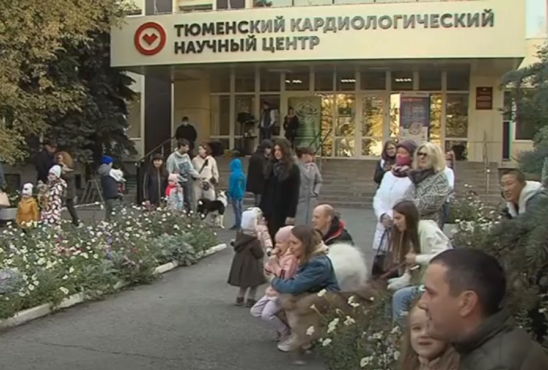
[227,210,266,307]
[400,305,459,370]
[98,156,124,221]
[250,226,298,342]
[166,173,184,211]
[16,183,39,228]
[41,165,67,225]
[248,207,273,255]
[228,158,246,230]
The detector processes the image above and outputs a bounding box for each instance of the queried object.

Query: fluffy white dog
[327,242,369,292]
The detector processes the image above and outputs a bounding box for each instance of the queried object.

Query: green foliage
[0,207,218,319]
[318,293,401,370]
[0,0,135,164]
[503,42,548,174]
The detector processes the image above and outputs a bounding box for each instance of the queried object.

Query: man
[312,204,353,246]
[500,169,548,219]
[33,139,57,184]
[258,101,278,141]
[175,116,198,156]
[166,139,199,211]
[419,248,548,370]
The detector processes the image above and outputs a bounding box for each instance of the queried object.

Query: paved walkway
[0,208,376,370]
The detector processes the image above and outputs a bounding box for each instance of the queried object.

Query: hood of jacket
[506,181,543,217]
[323,216,353,245]
[230,158,243,173]
[98,163,112,176]
[233,232,257,253]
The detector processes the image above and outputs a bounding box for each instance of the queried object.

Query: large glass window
[210,70,230,93]
[446,70,470,91]
[260,95,281,136]
[234,70,255,92]
[429,94,442,144]
[285,69,310,91]
[127,95,141,138]
[259,69,280,92]
[336,69,356,92]
[235,96,255,136]
[320,94,334,157]
[419,70,442,91]
[315,67,334,92]
[445,93,469,139]
[210,96,230,136]
[361,95,383,156]
[391,71,414,91]
[334,94,355,157]
[361,71,386,90]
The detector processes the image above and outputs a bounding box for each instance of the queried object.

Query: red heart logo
[142,33,158,46]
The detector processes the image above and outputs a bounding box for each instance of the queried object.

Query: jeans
[181,182,193,212]
[65,198,79,226]
[232,199,243,228]
[250,295,289,335]
[392,286,420,325]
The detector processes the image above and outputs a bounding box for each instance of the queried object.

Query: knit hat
[168,173,178,183]
[22,183,33,197]
[275,226,293,243]
[101,155,114,165]
[152,153,164,161]
[241,209,258,232]
[49,165,62,178]
[396,140,418,157]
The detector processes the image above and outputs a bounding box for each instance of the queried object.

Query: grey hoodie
[166,151,199,183]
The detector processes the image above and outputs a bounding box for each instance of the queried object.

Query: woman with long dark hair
[374,139,397,186]
[143,153,168,209]
[260,138,301,239]
[385,200,451,323]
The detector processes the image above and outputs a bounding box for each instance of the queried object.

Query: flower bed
[0,206,219,321]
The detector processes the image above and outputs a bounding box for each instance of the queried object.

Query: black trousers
[65,199,79,225]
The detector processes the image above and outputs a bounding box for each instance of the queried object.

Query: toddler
[16,183,39,228]
[247,207,273,254]
[166,173,184,211]
[227,210,266,307]
[250,226,298,342]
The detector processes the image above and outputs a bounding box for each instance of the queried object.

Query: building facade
[115,0,528,163]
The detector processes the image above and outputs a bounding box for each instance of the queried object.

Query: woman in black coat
[283,107,300,148]
[246,139,273,206]
[259,138,301,240]
[143,153,168,209]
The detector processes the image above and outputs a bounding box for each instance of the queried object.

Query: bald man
[312,205,353,246]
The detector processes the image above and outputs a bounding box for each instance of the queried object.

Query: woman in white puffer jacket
[372,140,417,277]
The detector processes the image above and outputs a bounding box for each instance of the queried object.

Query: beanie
[101,155,114,165]
[49,165,62,178]
[22,183,34,197]
[275,226,293,243]
[396,140,418,157]
[241,210,258,232]
[168,173,178,183]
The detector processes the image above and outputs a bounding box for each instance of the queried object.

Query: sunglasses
[417,152,428,157]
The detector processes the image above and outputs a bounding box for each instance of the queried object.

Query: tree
[47,30,137,165]
[0,0,132,164]
[503,42,548,175]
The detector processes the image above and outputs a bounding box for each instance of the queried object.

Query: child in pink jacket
[250,226,298,342]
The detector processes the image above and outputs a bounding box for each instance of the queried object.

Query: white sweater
[416,219,452,265]
[192,155,219,182]
[372,172,412,251]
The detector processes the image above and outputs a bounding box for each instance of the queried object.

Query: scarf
[409,168,436,185]
[273,161,284,178]
[392,165,411,178]
[165,184,178,197]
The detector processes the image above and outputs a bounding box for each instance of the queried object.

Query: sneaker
[277,336,295,352]
[235,297,244,306]
[245,298,257,307]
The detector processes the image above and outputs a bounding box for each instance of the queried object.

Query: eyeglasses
[417,152,428,157]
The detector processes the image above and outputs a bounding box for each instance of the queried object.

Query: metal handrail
[135,135,177,165]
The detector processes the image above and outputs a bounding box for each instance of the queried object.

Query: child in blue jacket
[228,158,247,230]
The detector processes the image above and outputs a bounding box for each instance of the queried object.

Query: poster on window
[288,97,322,151]
[399,93,430,145]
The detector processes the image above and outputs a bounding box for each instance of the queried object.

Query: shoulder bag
[198,159,211,191]
[0,191,10,208]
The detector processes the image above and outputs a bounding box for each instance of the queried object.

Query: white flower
[306,326,315,336]
[321,338,332,347]
[327,318,339,334]
[347,295,360,308]
[343,316,356,326]
[69,267,75,273]
[360,356,373,367]
[28,284,35,291]
[59,287,69,295]
[317,289,327,297]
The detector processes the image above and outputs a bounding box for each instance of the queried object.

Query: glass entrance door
[359,94,385,158]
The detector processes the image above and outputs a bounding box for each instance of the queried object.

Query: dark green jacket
[453,310,548,370]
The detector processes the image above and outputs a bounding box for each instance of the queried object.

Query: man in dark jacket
[312,205,353,246]
[419,248,548,370]
[175,117,198,156]
[246,139,272,206]
[33,139,57,184]
[98,155,120,221]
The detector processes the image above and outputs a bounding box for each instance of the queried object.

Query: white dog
[327,242,369,292]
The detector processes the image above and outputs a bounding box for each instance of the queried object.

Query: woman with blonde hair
[56,151,79,226]
[400,304,459,370]
[403,142,450,225]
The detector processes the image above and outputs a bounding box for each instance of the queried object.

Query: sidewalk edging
[0,243,227,330]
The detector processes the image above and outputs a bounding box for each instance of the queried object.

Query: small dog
[196,191,228,228]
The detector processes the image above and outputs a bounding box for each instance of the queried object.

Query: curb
[0,243,227,330]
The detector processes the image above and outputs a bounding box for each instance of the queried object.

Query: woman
[56,151,79,226]
[374,139,397,186]
[440,151,456,229]
[384,200,451,323]
[192,143,219,207]
[269,225,339,352]
[143,153,168,209]
[400,304,459,370]
[260,138,301,240]
[403,142,450,224]
[247,139,272,207]
[283,107,300,148]
[295,147,322,225]
[372,140,417,277]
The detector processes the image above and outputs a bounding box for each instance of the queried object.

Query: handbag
[0,191,10,208]
[372,228,392,278]
[198,159,211,191]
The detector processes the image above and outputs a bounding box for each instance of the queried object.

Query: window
[127,96,142,138]
[210,96,230,135]
[446,70,470,91]
[315,68,334,91]
[210,70,230,93]
[234,70,255,92]
[259,70,280,92]
[391,71,413,91]
[445,94,469,138]
[360,71,386,90]
[419,70,442,91]
[336,69,356,91]
[285,70,310,91]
